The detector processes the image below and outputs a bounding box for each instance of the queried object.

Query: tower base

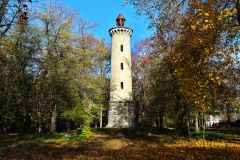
[106,101,134,128]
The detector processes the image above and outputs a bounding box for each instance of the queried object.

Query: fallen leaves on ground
[0,133,240,160]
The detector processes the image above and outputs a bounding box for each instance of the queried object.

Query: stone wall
[106,101,134,128]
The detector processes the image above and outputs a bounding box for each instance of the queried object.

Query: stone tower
[106,13,134,128]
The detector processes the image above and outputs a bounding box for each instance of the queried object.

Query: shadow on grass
[206,128,240,136]
[93,128,177,138]
[191,128,240,143]
[0,135,240,160]
[1,128,240,159]
[0,133,67,149]
[94,127,240,146]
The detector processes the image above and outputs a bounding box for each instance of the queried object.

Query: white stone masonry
[106,21,134,128]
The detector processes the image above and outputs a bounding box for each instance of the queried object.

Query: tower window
[121,82,124,89]
[121,63,123,70]
[120,45,123,52]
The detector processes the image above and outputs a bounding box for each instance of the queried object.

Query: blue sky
[60,0,153,47]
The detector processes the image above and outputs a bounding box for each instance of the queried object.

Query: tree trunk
[177,111,186,135]
[201,114,206,139]
[227,104,231,128]
[38,114,43,133]
[159,112,164,129]
[156,114,160,128]
[38,121,43,133]
[0,116,4,134]
[195,113,199,133]
[100,106,103,128]
[50,102,57,133]
[24,112,31,133]
[67,121,70,131]
[187,108,191,138]
[37,98,43,133]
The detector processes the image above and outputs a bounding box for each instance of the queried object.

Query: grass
[0,128,240,160]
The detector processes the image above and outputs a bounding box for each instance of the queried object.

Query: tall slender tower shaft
[106,13,134,128]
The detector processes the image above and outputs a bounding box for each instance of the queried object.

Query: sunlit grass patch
[0,132,89,149]
[33,133,66,143]
[102,138,132,150]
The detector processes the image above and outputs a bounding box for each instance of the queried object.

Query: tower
[106,13,134,128]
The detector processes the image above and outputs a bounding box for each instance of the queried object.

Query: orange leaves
[166,9,173,14]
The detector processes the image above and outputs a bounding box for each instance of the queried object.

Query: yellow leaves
[191,6,220,31]
[217,15,224,21]
[230,7,237,13]
[103,139,131,150]
[197,38,203,43]
[204,19,214,28]
[216,78,221,85]
[190,20,201,30]
[208,72,213,78]
[166,2,237,113]
[217,8,236,21]
[164,138,240,155]
[4,132,240,160]
[204,13,210,16]
[226,98,240,108]
[192,139,236,149]
[191,1,239,31]
[203,47,214,56]
[191,25,196,30]
[200,23,214,30]
[225,12,232,17]
[208,72,221,85]
[201,24,209,30]
[191,16,214,31]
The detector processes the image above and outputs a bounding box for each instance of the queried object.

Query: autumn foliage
[128,0,239,135]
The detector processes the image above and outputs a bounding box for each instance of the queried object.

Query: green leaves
[0,0,110,133]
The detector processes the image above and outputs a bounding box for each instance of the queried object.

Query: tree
[127,0,240,136]
[35,1,76,132]
[0,18,41,133]
[0,0,110,135]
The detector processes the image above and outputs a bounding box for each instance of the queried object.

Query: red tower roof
[116,13,126,26]
[118,13,124,19]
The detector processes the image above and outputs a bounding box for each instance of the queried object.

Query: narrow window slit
[121,82,124,89]
[121,63,123,70]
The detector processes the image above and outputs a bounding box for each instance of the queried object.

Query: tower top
[116,13,126,26]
